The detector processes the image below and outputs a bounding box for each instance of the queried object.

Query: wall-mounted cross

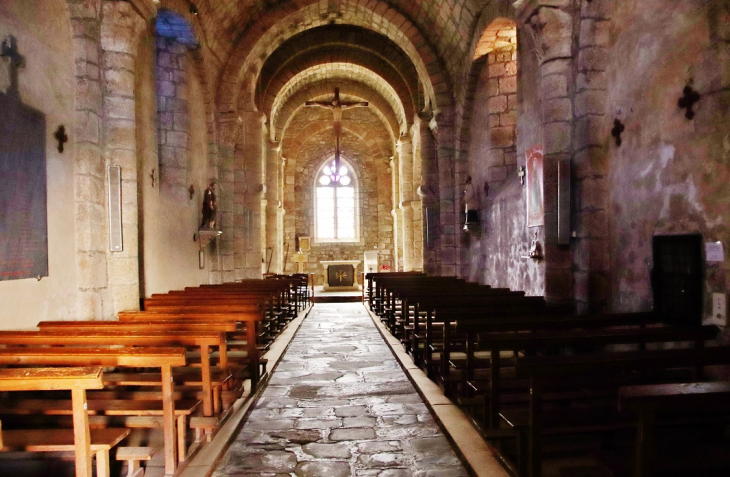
[1,34,24,97]
[611,119,625,147]
[304,87,368,172]
[54,125,68,153]
[678,85,700,120]
[517,166,526,185]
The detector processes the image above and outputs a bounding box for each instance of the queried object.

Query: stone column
[100,0,147,315]
[419,112,440,275]
[523,3,575,304]
[398,136,415,271]
[265,140,280,273]
[435,111,457,277]
[218,142,235,283]
[390,157,401,271]
[411,122,424,271]
[69,0,105,319]
[235,111,265,279]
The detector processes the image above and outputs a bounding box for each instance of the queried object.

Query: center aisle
[212,302,469,476]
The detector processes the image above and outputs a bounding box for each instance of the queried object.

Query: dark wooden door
[652,234,703,326]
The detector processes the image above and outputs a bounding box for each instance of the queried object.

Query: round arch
[216,0,449,116]
[276,80,402,146]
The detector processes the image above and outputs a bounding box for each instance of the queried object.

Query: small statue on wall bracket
[528,230,543,259]
[200,180,217,229]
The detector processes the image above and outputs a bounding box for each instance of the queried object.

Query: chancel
[1,1,730,476]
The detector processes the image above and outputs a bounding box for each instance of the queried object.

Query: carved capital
[515,1,573,63]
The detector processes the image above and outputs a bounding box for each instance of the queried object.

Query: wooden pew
[38,319,251,405]
[0,367,128,477]
[512,345,730,477]
[117,310,264,385]
[619,381,730,477]
[0,346,186,475]
[0,329,225,418]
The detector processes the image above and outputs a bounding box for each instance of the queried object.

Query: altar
[320,260,361,291]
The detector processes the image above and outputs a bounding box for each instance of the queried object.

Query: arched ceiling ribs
[216,0,448,119]
[260,48,416,125]
[274,80,402,148]
[284,122,393,163]
[257,25,420,117]
[269,64,406,139]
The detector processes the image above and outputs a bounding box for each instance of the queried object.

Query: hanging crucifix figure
[305,87,368,173]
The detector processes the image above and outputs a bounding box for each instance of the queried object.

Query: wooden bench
[117,310,264,385]
[0,346,186,476]
[0,329,227,418]
[512,345,730,477]
[619,381,730,477]
[0,367,129,477]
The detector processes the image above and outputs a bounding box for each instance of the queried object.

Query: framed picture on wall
[526,145,545,227]
[299,236,311,252]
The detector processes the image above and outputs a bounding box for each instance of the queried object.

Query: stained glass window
[315,159,358,241]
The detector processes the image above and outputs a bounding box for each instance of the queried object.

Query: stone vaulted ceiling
[159,0,497,159]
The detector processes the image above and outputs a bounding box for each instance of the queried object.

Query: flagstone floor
[211,303,469,477]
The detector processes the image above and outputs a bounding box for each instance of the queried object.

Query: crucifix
[304,87,368,172]
[1,35,25,97]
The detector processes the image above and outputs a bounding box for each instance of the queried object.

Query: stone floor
[211,303,470,477]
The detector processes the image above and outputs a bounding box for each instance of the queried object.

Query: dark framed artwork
[526,145,544,228]
[0,93,48,281]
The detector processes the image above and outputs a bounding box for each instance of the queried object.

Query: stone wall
[138,31,210,296]
[0,0,77,327]
[284,119,393,285]
[603,0,730,317]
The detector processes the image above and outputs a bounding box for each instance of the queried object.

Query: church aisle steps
[212,303,469,476]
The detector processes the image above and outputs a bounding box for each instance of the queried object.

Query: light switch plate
[710,293,727,326]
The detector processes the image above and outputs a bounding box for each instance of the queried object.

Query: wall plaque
[0,92,48,281]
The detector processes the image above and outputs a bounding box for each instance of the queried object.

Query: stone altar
[320,260,360,291]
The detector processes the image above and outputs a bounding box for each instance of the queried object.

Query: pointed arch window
[314,159,359,242]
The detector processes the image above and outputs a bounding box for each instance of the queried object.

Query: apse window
[315,159,359,242]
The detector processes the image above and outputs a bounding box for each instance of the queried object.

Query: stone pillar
[218,142,235,283]
[515,1,577,305]
[571,2,612,312]
[265,140,280,273]
[411,122,424,271]
[70,0,105,319]
[435,111,457,277]
[398,137,415,271]
[419,112,439,275]
[390,157,401,271]
[235,111,265,279]
[100,0,146,315]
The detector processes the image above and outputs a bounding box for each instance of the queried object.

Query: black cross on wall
[54,125,68,153]
[678,85,700,120]
[1,35,25,97]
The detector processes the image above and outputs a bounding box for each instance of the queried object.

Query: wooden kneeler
[116,446,155,477]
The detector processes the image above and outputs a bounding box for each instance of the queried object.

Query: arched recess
[269,65,407,136]
[156,1,220,179]
[216,0,449,116]
[284,122,393,163]
[275,81,403,147]
[285,126,394,282]
[257,25,420,118]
